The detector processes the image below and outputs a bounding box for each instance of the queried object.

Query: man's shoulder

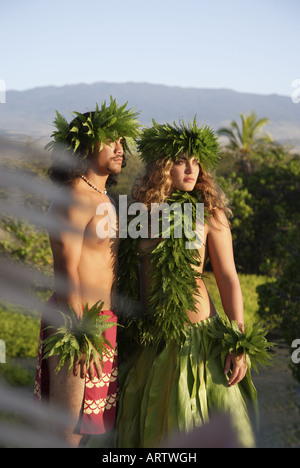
[107,194,117,207]
[49,179,95,216]
[70,179,99,204]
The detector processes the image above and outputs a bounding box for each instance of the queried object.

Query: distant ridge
[0,81,299,146]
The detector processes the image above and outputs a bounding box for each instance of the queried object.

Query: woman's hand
[224,352,247,386]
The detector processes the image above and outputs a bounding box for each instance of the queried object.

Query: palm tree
[218,112,272,174]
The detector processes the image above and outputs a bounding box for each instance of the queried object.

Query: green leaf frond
[118,190,206,346]
[208,315,275,373]
[42,301,116,373]
[45,96,141,158]
[136,117,221,170]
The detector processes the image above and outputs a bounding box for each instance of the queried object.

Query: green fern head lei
[45,96,141,157]
[136,117,221,169]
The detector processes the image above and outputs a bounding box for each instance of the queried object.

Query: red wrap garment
[34,293,119,434]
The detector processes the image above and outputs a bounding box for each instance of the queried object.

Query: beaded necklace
[80,175,107,195]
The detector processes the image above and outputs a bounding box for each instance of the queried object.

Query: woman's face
[170,155,200,191]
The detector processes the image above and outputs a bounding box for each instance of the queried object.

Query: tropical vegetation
[217,112,300,381]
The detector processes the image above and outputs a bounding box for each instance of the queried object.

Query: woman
[115,119,272,448]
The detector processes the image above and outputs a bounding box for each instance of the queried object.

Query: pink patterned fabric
[34,293,119,434]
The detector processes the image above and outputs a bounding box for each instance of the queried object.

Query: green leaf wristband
[208,315,275,373]
[42,301,116,374]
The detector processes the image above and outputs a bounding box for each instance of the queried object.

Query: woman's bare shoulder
[206,208,230,233]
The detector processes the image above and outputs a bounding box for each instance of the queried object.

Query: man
[34,98,140,447]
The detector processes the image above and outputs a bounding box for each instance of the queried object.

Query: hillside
[0,82,299,146]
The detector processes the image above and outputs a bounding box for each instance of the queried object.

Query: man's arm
[49,190,93,320]
[48,190,103,379]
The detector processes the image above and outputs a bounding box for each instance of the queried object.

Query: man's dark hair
[48,111,126,187]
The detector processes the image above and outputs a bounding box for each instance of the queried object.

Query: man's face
[91,138,124,175]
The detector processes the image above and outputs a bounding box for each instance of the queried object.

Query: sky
[1,0,299,96]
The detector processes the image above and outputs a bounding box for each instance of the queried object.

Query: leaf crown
[137,117,221,169]
[45,96,141,157]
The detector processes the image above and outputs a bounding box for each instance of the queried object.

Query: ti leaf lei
[118,190,274,370]
[42,301,115,374]
[118,190,206,345]
[144,190,204,344]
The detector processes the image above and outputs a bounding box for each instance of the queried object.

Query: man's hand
[224,352,247,386]
[73,353,103,381]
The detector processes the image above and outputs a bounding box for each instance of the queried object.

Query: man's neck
[83,169,109,192]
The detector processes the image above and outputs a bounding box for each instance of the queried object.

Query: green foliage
[216,173,253,234]
[137,117,221,169]
[205,272,271,324]
[45,96,141,156]
[217,112,272,175]
[0,360,35,387]
[0,306,40,358]
[208,315,274,373]
[0,216,52,271]
[218,117,300,383]
[217,154,300,275]
[256,226,300,382]
[43,301,116,373]
[118,190,204,345]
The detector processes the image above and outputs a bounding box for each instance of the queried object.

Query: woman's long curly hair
[131,157,232,222]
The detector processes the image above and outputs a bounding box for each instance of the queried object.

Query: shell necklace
[80,175,107,195]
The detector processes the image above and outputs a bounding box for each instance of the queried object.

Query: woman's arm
[206,210,244,330]
[207,210,247,385]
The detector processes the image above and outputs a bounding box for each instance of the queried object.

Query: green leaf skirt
[115,314,258,448]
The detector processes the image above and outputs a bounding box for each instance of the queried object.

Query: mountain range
[0,81,299,147]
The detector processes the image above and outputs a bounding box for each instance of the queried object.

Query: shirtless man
[34,99,140,447]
